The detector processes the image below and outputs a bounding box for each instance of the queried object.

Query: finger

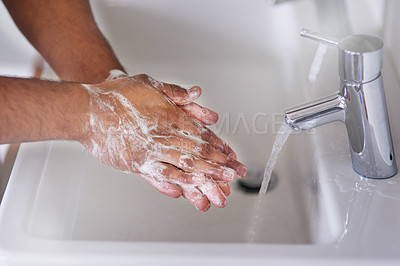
[159,148,237,182]
[198,178,228,208]
[154,163,232,197]
[154,135,247,178]
[180,103,219,125]
[200,126,238,160]
[165,122,245,177]
[154,162,208,185]
[181,186,211,212]
[140,173,182,198]
[216,181,231,196]
[173,117,238,160]
[148,76,201,105]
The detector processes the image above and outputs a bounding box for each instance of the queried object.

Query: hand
[106,70,220,126]
[81,74,247,211]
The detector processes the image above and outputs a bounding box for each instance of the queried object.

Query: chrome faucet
[285,29,397,179]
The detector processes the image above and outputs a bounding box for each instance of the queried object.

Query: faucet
[285,29,397,179]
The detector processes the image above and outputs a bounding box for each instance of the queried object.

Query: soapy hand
[81,74,246,211]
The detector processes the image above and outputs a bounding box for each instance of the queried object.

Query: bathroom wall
[383,0,400,80]
[383,0,400,157]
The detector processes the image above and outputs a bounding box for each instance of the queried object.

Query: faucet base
[344,76,397,179]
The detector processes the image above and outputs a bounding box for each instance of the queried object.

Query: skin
[2,0,122,84]
[0,0,247,211]
[83,74,247,210]
[0,74,246,211]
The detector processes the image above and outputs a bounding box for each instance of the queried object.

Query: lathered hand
[81,74,247,211]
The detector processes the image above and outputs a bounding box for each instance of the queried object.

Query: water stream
[247,122,293,242]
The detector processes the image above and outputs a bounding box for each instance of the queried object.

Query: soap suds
[81,76,225,209]
[106,69,128,80]
[147,76,196,92]
[179,154,195,169]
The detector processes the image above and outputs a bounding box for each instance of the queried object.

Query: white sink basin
[1,0,400,265]
[17,135,335,244]
[0,131,340,265]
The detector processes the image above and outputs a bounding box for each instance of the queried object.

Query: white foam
[80,81,215,208]
[106,69,128,80]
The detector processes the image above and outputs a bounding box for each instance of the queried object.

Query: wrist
[71,70,127,143]
[63,83,90,142]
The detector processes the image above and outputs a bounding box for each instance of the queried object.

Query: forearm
[3,0,124,83]
[0,76,88,144]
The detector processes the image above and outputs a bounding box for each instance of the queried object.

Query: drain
[236,167,278,193]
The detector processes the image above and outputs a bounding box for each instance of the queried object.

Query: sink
[22,133,337,244]
[1,0,400,265]
[2,0,340,246]
[0,132,341,264]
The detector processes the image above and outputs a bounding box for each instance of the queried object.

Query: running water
[247,121,293,242]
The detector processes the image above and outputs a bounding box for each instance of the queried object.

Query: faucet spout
[285,77,397,179]
[285,93,345,131]
[287,29,397,179]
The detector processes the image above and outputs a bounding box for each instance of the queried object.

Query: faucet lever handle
[300,28,383,83]
[300,28,340,47]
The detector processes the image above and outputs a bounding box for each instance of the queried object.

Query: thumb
[148,76,202,105]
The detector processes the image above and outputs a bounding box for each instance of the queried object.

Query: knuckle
[172,84,185,95]
[192,173,206,184]
[170,84,178,92]
[198,143,212,158]
[136,73,149,80]
[180,103,192,112]
[176,172,188,184]
[200,130,212,143]
[156,165,169,177]
[147,75,164,89]
[179,154,196,169]
[164,85,174,96]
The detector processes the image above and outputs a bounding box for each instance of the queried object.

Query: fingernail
[237,165,247,178]
[201,108,209,115]
[195,199,211,212]
[228,152,238,160]
[220,198,228,208]
[205,112,218,124]
[223,168,236,181]
[188,87,200,98]
[215,196,228,208]
[227,153,236,160]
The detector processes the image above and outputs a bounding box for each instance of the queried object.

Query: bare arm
[0,76,88,143]
[0,75,246,211]
[2,0,219,124]
[2,0,123,83]
[0,1,247,211]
